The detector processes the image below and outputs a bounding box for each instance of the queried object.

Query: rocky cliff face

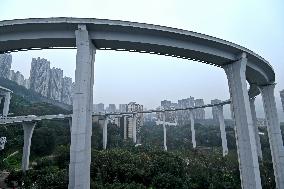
[24,79,30,89]
[48,68,63,101]
[61,77,73,105]
[29,57,73,105]
[9,70,25,86]
[1,55,73,105]
[29,58,50,97]
[0,54,12,79]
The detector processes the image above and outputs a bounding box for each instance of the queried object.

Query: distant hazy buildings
[211,99,222,122]
[280,90,284,112]
[177,97,194,125]
[194,99,205,120]
[160,100,176,123]
[126,102,143,140]
[119,104,127,113]
[159,97,206,126]
[93,103,105,113]
[107,104,116,113]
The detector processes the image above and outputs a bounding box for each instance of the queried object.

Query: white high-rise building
[119,104,127,113]
[211,99,222,122]
[93,103,104,113]
[126,102,143,140]
[194,99,205,120]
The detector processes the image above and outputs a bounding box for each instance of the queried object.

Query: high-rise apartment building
[126,102,143,141]
[93,103,104,113]
[108,104,116,113]
[211,99,221,122]
[177,97,194,125]
[160,100,176,123]
[119,104,127,113]
[194,99,205,120]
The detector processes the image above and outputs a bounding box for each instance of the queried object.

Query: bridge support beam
[69,24,95,189]
[3,92,11,117]
[249,97,263,160]
[103,118,108,150]
[22,122,36,172]
[163,112,167,151]
[132,115,137,144]
[189,110,196,148]
[217,105,228,156]
[224,53,262,189]
[259,84,284,189]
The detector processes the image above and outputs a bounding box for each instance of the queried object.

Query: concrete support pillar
[162,112,167,151]
[68,118,72,133]
[223,53,262,189]
[69,24,95,189]
[217,105,228,156]
[259,84,284,189]
[132,115,137,144]
[22,122,36,172]
[3,92,11,117]
[103,118,108,150]
[249,98,263,160]
[189,110,196,148]
[123,116,127,140]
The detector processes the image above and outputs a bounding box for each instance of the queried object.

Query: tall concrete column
[189,110,196,148]
[22,122,36,172]
[123,116,127,140]
[223,53,262,189]
[162,112,167,151]
[69,24,95,189]
[3,92,11,117]
[68,118,72,133]
[259,84,284,189]
[217,105,228,156]
[249,97,263,160]
[132,115,137,143]
[103,118,108,150]
[0,96,2,117]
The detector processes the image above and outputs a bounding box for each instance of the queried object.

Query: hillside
[0,77,72,111]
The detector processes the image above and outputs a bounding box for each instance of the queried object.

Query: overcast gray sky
[1,0,284,119]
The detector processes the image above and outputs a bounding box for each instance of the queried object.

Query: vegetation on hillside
[0,86,281,188]
[0,77,71,111]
